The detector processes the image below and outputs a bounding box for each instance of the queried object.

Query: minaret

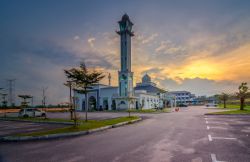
[117,14,134,97]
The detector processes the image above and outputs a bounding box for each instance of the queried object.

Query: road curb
[0,118,142,142]
[0,118,74,125]
[205,114,250,116]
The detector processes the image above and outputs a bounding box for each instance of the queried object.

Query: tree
[18,95,32,107]
[236,82,249,110]
[219,93,229,108]
[64,62,105,122]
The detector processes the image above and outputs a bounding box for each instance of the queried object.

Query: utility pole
[108,73,111,86]
[42,87,48,108]
[6,79,16,107]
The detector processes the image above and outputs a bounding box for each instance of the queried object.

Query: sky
[1,0,250,105]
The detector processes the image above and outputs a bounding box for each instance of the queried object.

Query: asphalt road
[0,106,249,162]
[0,121,66,137]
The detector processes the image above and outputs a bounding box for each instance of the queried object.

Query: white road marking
[212,137,237,140]
[208,134,237,141]
[206,121,229,125]
[208,135,212,141]
[211,154,227,162]
[207,126,210,130]
[209,126,228,130]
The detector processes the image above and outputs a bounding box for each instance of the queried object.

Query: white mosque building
[74,14,174,111]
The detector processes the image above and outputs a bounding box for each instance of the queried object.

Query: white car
[18,108,46,118]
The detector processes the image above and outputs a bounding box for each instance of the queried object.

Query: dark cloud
[0,37,117,105]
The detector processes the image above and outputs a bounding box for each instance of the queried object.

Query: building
[169,91,193,105]
[134,74,168,108]
[74,14,167,111]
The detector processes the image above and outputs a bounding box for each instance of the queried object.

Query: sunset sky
[1,0,250,105]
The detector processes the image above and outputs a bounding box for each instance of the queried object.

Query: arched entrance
[103,100,109,110]
[88,96,97,111]
[136,101,139,109]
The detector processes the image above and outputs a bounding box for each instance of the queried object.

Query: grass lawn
[106,108,171,113]
[208,104,250,115]
[14,116,140,137]
[218,104,250,109]
[209,109,250,115]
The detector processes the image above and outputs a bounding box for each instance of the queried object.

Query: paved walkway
[0,106,249,162]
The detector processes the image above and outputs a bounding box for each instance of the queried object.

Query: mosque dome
[122,14,130,21]
[142,74,151,83]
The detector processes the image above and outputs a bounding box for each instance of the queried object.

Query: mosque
[74,14,174,111]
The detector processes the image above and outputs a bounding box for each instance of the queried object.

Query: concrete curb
[0,118,74,125]
[0,118,142,142]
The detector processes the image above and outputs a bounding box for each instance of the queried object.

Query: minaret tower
[117,14,134,97]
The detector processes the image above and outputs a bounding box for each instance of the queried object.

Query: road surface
[0,106,249,162]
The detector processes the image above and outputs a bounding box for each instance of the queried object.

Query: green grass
[128,108,170,113]
[218,104,250,109]
[208,109,250,115]
[105,108,171,113]
[208,104,250,115]
[14,116,139,137]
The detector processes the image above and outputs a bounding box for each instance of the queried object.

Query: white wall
[135,92,159,109]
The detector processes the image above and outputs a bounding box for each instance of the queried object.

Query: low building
[169,91,193,105]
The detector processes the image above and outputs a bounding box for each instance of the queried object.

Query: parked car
[206,103,218,107]
[178,103,188,107]
[18,108,46,118]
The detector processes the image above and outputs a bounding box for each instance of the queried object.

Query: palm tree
[64,62,105,122]
[236,82,249,110]
[219,93,229,108]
